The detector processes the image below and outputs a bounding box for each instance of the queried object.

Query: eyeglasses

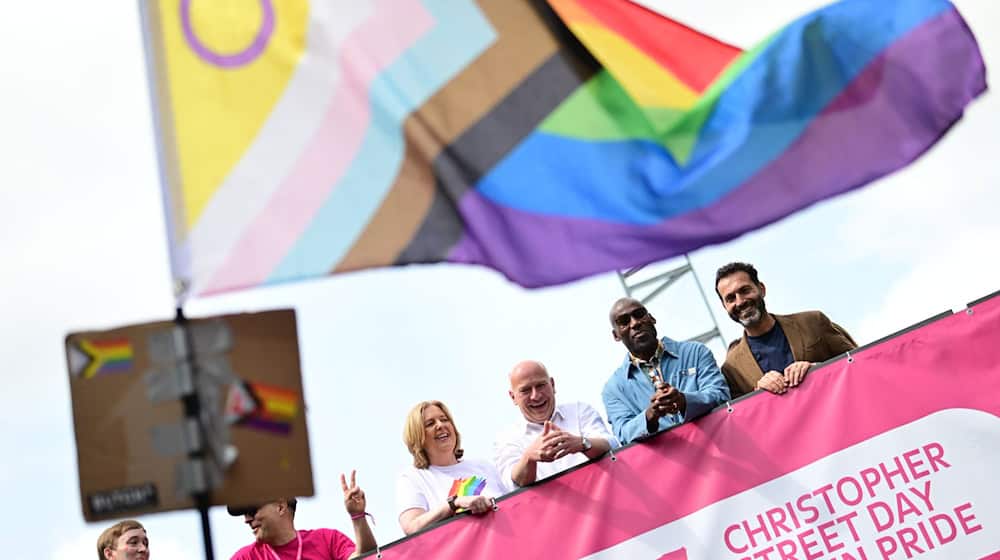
[614,307,649,327]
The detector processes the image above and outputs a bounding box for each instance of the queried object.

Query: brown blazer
[722,311,857,398]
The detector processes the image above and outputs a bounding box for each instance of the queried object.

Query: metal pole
[175,307,216,560]
[684,255,725,347]
[197,498,215,560]
[616,256,725,351]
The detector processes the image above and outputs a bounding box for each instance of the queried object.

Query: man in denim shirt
[602,298,730,444]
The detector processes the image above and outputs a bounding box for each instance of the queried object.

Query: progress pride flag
[379,293,1000,560]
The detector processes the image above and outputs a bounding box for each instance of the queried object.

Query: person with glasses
[603,298,730,444]
[97,519,148,560]
[226,472,377,559]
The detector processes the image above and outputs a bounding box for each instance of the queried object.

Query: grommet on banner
[846,350,854,363]
[726,401,734,414]
[967,308,974,315]
[608,447,617,462]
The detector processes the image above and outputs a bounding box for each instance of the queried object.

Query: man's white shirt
[493,402,620,487]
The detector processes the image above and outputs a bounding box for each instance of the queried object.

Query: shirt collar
[630,340,664,369]
[521,406,564,431]
[621,337,679,378]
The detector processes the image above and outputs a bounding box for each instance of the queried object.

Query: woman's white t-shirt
[396,458,509,516]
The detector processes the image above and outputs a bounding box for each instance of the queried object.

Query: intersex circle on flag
[180,0,274,68]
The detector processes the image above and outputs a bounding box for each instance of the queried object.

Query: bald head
[609,297,642,326]
[508,360,556,423]
[509,360,548,383]
[609,297,659,359]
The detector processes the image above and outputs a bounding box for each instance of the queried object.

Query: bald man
[494,360,618,488]
[604,297,730,444]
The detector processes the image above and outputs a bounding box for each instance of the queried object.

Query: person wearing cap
[97,519,148,560]
[227,471,377,559]
[494,360,618,488]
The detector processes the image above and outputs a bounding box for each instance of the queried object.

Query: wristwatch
[581,436,592,452]
[447,495,459,513]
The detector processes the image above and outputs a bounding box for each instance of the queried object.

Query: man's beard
[730,297,767,328]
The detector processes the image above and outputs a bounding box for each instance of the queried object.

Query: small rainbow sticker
[70,338,134,379]
[232,381,299,435]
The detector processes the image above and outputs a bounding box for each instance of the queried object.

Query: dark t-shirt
[747,320,795,373]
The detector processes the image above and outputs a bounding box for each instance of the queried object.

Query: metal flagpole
[174,307,216,560]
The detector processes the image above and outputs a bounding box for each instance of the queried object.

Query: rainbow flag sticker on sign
[68,338,135,379]
[233,382,300,436]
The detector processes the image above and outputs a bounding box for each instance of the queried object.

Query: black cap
[226,498,297,517]
[226,504,259,517]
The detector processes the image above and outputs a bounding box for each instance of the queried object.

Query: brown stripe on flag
[397,0,600,265]
[333,0,560,274]
[397,48,599,264]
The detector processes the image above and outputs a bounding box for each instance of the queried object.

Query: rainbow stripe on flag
[141,0,985,298]
[77,338,134,379]
[237,382,299,435]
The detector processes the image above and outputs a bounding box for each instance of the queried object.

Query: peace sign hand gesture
[341,470,367,516]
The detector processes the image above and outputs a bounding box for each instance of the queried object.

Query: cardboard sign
[66,309,313,521]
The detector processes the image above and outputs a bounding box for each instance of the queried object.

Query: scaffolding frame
[616,255,726,350]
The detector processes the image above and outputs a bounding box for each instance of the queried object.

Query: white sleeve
[577,402,621,448]
[481,459,513,496]
[493,427,525,489]
[395,469,429,517]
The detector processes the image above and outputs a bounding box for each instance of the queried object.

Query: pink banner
[378,291,1000,559]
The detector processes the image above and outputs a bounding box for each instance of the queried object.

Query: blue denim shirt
[602,336,730,444]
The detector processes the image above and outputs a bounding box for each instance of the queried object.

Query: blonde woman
[396,400,508,535]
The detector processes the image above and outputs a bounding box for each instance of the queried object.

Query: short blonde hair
[403,400,464,469]
[97,520,145,560]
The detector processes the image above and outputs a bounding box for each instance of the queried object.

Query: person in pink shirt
[227,472,377,559]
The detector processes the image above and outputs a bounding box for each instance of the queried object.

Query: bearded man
[715,262,857,398]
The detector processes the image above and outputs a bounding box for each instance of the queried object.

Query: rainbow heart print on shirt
[449,476,488,512]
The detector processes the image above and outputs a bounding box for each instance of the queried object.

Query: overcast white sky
[0,1,997,558]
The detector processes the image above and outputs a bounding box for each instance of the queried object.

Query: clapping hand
[648,382,686,417]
